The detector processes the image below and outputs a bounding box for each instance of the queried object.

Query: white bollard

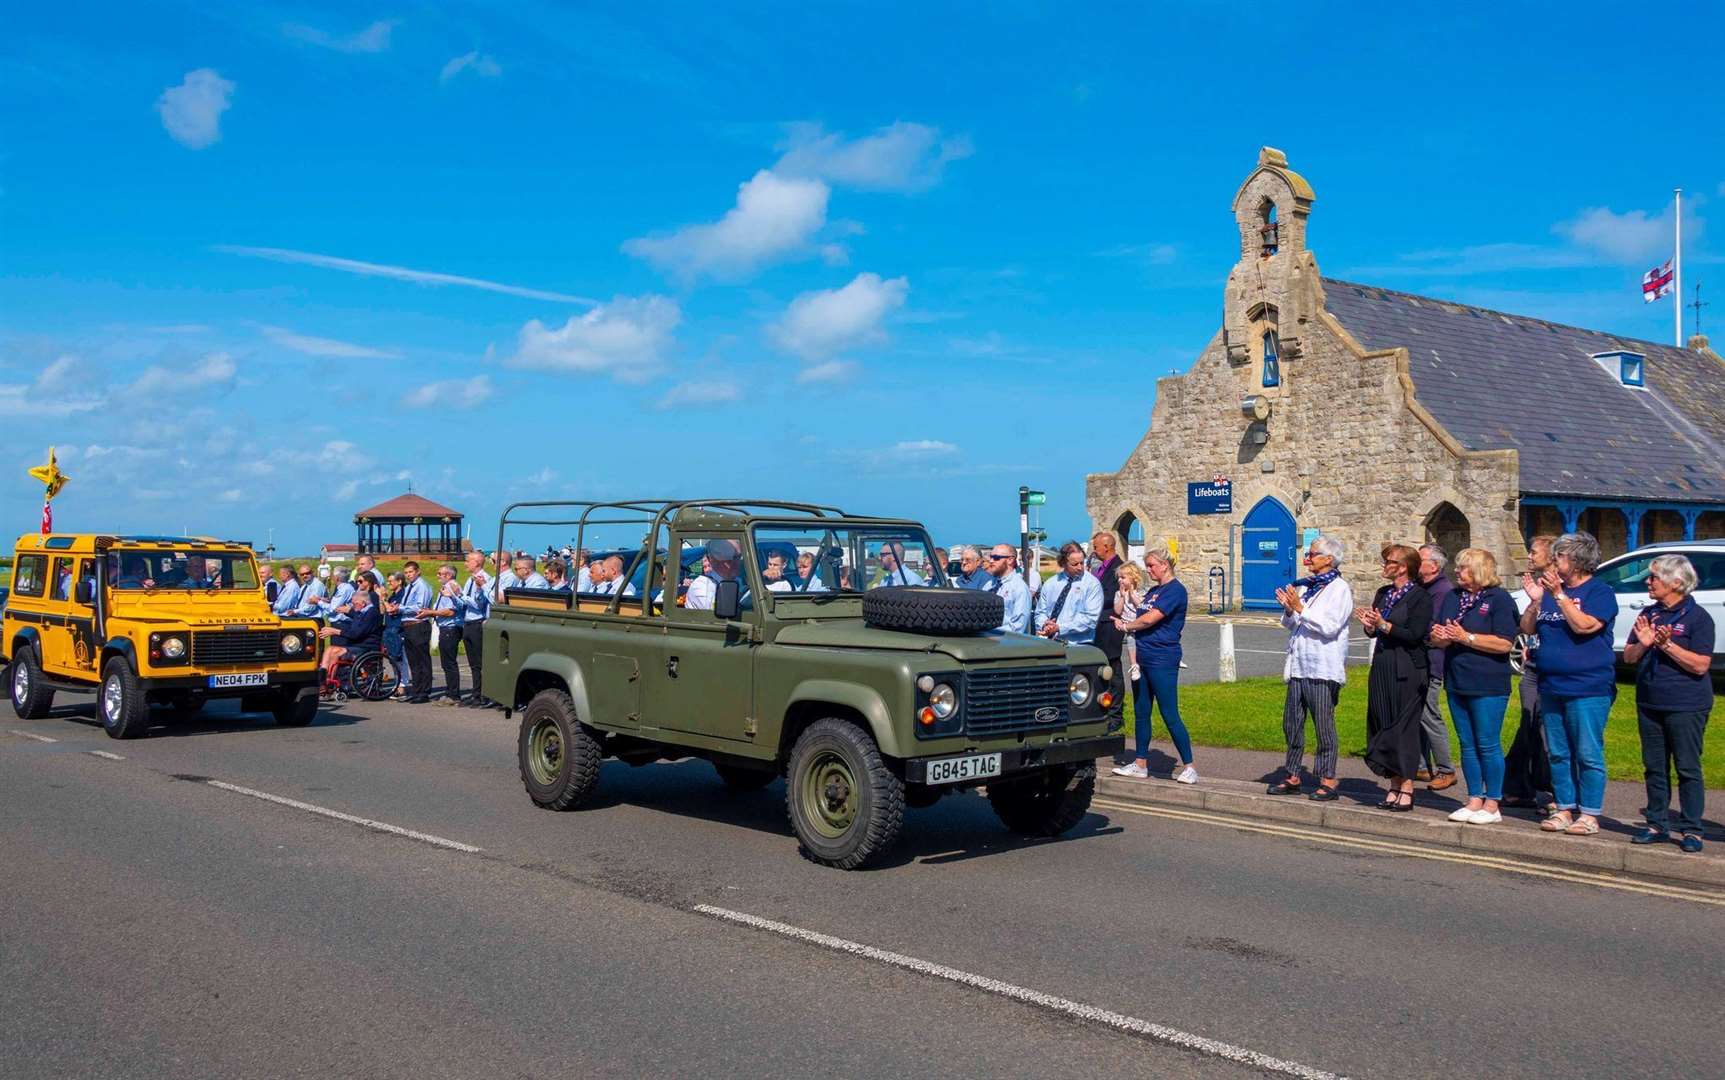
[1219,620,1237,683]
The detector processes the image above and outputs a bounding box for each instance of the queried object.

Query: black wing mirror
[74,579,95,605]
[713,578,742,620]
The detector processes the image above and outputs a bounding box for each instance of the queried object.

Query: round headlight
[161,636,186,659]
[1068,672,1092,706]
[929,682,957,719]
[281,633,304,655]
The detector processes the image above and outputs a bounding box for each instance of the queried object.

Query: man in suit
[1090,531,1126,731]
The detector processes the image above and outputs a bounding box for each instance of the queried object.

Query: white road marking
[693,904,1345,1080]
[86,749,125,761]
[203,780,482,853]
[9,730,58,743]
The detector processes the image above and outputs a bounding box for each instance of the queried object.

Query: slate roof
[1323,279,1725,505]
[353,492,463,520]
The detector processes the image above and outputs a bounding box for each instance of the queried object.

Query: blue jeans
[1446,691,1508,800]
[1542,694,1612,815]
[1134,666,1193,764]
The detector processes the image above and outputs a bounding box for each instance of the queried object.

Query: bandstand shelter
[353,492,465,557]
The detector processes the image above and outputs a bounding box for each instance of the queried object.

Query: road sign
[1026,491,1046,506]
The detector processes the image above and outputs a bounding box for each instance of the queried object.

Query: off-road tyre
[518,689,601,811]
[713,761,776,791]
[862,586,1003,636]
[99,657,151,740]
[986,764,1096,837]
[272,688,319,727]
[785,718,904,870]
[8,645,55,720]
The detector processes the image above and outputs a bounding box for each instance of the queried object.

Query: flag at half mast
[1643,258,1675,303]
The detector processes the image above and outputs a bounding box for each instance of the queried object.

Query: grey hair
[1552,532,1602,575]
[331,567,348,582]
[1141,540,1177,568]
[960,545,983,560]
[1418,543,1447,571]
[1649,554,1698,596]
[1310,535,1345,567]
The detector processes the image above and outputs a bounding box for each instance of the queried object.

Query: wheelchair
[321,648,399,703]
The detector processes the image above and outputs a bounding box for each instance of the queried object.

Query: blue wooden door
[1240,498,1296,610]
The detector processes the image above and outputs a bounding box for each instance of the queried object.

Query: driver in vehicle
[685,540,744,611]
[112,555,157,590]
[178,556,216,588]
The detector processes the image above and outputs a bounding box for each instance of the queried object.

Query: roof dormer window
[1591,350,1647,390]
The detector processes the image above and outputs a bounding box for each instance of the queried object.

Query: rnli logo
[1034,707,1060,723]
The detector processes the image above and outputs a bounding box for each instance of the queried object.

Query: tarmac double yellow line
[1092,797,1725,907]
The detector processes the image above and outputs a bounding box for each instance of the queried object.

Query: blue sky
[3,3,1721,554]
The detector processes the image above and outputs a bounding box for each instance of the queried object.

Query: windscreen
[107,550,260,591]
[751,525,944,595]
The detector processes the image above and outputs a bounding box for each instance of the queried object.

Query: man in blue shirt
[874,541,925,588]
[456,550,493,709]
[393,561,436,704]
[271,565,301,615]
[293,566,327,622]
[320,568,356,628]
[495,555,550,599]
[425,564,467,705]
[952,546,991,590]
[983,544,1032,634]
[1034,541,1103,644]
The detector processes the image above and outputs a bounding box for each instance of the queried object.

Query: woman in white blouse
[1268,535,1355,801]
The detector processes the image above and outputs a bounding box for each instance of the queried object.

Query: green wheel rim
[800,750,858,839]
[528,718,565,787]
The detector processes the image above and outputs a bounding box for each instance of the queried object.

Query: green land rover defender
[484,500,1123,869]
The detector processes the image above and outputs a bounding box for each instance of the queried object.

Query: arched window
[1259,199,1279,256]
[1262,330,1280,387]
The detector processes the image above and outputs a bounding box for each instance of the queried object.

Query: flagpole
[1675,187,1683,346]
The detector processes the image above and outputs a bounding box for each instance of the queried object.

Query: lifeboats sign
[1186,479,1232,515]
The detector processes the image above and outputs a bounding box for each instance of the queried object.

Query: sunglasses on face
[986,554,1009,561]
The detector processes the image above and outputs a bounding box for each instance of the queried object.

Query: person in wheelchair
[318,586,383,690]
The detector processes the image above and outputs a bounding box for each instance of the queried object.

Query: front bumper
[140,670,321,696]
[902,734,1124,785]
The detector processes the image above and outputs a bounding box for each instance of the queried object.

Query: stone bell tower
[1221,147,1325,401]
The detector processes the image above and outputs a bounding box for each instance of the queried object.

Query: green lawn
[1122,674,1723,787]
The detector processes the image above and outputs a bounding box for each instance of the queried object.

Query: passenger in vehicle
[595,555,637,597]
[685,540,743,610]
[875,541,925,588]
[177,556,216,589]
[764,552,793,592]
[497,556,550,595]
[543,557,571,592]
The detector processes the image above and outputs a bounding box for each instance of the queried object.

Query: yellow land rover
[2,534,322,738]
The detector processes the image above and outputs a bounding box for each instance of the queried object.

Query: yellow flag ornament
[29,446,69,533]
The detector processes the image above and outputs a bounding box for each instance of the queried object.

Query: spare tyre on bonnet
[861,585,1003,635]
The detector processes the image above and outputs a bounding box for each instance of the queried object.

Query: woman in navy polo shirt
[1517,532,1619,837]
[1429,548,1520,825]
[1623,554,1715,853]
[1109,541,1197,785]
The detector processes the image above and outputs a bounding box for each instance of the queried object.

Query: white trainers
[1174,765,1199,785]
[1111,762,1149,779]
[1448,806,1476,822]
[1467,809,1502,825]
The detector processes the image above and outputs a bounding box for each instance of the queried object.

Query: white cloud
[891,439,957,455]
[623,170,830,280]
[0,351,234,416]
[775,122,972,193]
[1555,201,1699,263]
[129,352,237,399]
[285,19,400,53]
[769,272,908,361]
[404,375,494,410]
[1097,242,1178,265]
[795,361,853,384]
[261,325,402,359]
[508,295,680,381]
[214,245,595,304]
[654,379,740,410]
[156,69,234,150]
[0,355,106,416]
[440,51,501,82]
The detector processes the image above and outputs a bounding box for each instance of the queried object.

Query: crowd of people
[257,526,1713,852]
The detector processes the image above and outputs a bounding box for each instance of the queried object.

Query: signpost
[1019,487,1045,591]
[1186,478,1232,515]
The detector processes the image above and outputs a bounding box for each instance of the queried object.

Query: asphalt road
[1175,618,1372,684]
[4,693,1720,1080]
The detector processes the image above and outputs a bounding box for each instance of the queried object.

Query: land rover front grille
[963,665,1070,736]
[191,630,280,666]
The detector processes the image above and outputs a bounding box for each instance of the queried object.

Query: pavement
[5,688,1724,1079]
[1100,741,1725,889]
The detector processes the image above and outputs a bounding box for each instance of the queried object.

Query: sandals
[1540,810,1574,832]
[1564,815,1601,836]
[1388,792,1414,813]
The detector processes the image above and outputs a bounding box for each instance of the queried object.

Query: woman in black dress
[1357,544,1435,810]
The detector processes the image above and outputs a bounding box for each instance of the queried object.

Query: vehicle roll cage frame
[495,498,936,615]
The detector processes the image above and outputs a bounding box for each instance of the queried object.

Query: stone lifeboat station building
[1087,147,1725,610]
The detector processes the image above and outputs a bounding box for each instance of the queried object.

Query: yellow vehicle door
[65,557,100,675]
[39,555,80,677]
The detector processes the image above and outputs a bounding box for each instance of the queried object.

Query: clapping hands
[1275,585,1303,614]
[1429,619,1466,644]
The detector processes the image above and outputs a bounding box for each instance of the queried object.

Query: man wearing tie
[875,541,925,588]
[984,544,1032,634]
[456,549,492,708]
[1034,541,1103,644]
[495,555,550,599]
[394,561,435,704]
[293,566,327,624]
[271,566,301,616]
